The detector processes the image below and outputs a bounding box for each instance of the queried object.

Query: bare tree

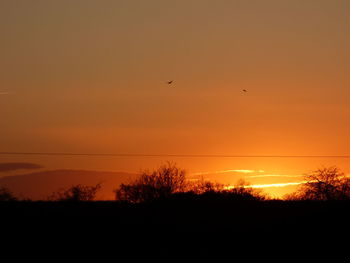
[115,162,187,203]
[48,183,101,201]
[297,166,350,201]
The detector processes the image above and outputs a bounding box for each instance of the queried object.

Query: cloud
[0,92,9,95]
[249,181,307,188]
[226,181,307,189]
[191,169,265,176]
[247,174,303,178]
[0,163,43,172]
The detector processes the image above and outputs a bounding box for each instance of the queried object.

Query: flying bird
[242,89,247,92]
[167,80,173,85]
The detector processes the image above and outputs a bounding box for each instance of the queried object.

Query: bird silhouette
[167,80,173,85]
[242,89,247,92]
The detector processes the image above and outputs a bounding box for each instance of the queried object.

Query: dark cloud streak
[0,163,43,172]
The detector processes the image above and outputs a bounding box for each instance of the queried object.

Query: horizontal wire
[1,152,350,158]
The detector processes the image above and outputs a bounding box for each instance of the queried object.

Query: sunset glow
[1,0,350,200]
[191,169,262,176]
[248,181,306,189]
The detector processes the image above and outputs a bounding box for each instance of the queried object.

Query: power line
[1,152,350,158]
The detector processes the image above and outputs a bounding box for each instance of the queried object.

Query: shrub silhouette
[0,187,17,201]
[186,177,226,194]
[48,183,101,201]
[295,166,350,201]
[115,164,267,203]
[227,179,266,201]
[186,178,265,201]
[115,162,186,203]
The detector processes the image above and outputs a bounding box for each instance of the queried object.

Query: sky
[1,0,350,198]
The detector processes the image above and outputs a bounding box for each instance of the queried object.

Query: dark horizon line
[1,152,350,158]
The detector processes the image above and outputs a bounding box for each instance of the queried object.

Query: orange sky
[1,0,350,198]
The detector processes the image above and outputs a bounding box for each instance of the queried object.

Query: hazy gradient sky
[1,0,350,197]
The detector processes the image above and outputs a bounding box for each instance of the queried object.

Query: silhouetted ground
[1,198,350,258]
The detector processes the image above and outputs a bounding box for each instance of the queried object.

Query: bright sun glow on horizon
[248,181,306,189]
[188,168,308,197]
[225,181,306,189]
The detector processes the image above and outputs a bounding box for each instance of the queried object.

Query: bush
[227,179,266,201]
[48,184,101,201]
[115,162,186,203]
[0,187,17,201]
[189,179,266,201]
[115,164,267,203]
[186,177,226,194]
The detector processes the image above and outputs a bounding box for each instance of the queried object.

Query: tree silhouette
[296,166,350,201]
[186,177,225,194]
[48,183,101,201]
[0,187,17,201]
[115,162,186,203]
[186,178,265,200]
[228,179,266,201]
[115,163,268,203]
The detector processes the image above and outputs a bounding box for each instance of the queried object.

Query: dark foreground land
[1,199,350,257]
